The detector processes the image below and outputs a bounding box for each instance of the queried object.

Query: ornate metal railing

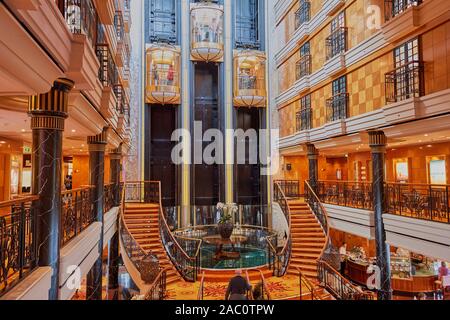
[246,269,271,300]
[296,54,311,81]
[268,182,291,277]
[114,10,125,42]
[317,260,374,300]
[317,180,374,210]
[123,181,160,203]
[296,267,319,300]
[384,0,422,21]
[326,93,349,122]
[57,0,98,47]
[197,271,206,300]
[304,181,340,270]
[103,183,115,213]
[119,184,161,287]
[0,196,39,296]
[295,0,311,29]
[385,182,450,224]
[96,44,119,89]
[385,61,424,103]
[326,27,347,60]
[60,186,95,247]
[144,267,168,300]
[274,180,301,198]
[296,107,312,132]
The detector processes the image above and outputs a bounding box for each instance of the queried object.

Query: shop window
[393,158,410,183]
[427,156,447,185]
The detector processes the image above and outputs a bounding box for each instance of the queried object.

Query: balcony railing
[296,54,311,80]
[385,61,424,103]
[96,44,119,89]
[326,93,349,122]
[114,10,125,42]
[0,196,39,296]
[274,180,301,198]
[317,180,374,210]
[317,180,450,224]
[295,1,311,30]
[326,27,348,60]
[384,0,423,21]
[296,107,312,132]
[385,182,450,224]
[57,0,98,47]
[60,186,95,246]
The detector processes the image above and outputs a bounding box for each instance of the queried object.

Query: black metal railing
[296,107,312,132]
[96,44,119,89]
[326,93,349,122]
[296,54,311,80]
[57,0,98,47]
[0,196,39,296]
[296,267,319,300]
[197,271,206,300]
[384,0,422,21]
[144,268,168,300]
[317,180,374,211]
[268,182,291,277]
[246,269,271,300]
[274,180,301,198]
[295,1,311,29]
[103,183,115,213]
[326,27,348,60]
[60,186,95,247]
[317,260,374,300]
[385,182,450,224]
[385,61,424,103]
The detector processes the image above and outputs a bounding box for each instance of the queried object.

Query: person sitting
[252,282,264,300]
[225,269,251,300]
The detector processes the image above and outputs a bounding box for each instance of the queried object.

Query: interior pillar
[86,129,108,300]
[306,143,318,191]
[368,130,392,300]
[29,78,74,300]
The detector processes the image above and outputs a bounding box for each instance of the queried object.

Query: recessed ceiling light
[0,141,6,144]
[419,147,423,150]
[418,140,422,143]
[81,144,85,147]
[71,129,76,133]
[424,134,429,137]
[21,129,26,132]
[427,144,432,148]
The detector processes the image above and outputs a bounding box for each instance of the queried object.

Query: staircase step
[292,242,324,248]
[290,257,318,265]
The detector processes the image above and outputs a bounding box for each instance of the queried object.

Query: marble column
[368,130,392,300]
[306,144,318,192]
[108,147,121,299]
[86,129,108,300]
[29,78,74,300]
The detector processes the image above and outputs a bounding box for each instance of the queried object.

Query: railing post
[18,202,26,279]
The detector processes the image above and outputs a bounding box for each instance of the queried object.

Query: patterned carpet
[166,274,306,300]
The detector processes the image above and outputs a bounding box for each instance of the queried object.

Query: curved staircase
[287,199,326,281]
[123,202,183,285]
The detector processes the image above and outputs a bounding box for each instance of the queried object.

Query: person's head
[253,282,263,300]
[235,269,242,276]
[417,292,427,300]
[442,261,447,268]
[342,243,347,248]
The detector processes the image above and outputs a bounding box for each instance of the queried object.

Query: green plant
[216,202,238,224]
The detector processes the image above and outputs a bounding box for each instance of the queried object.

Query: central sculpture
[216,202,238,239]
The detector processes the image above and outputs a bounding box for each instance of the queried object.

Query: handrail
[295,266,318,300]
[304,180,330,263]
[144,267,169,300]
[317,260,374,300]
[155,181,202,282]
[246,268,272,300]
[269,182,291,277]
[0,195,39,208]
[197,272,206,300]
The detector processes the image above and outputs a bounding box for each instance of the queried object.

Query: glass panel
[149,0,176,43]
[235,0,259,49]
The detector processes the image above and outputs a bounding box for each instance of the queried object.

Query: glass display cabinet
[190,2,224,62]
[145,44,181,105]
[233,50,266,107]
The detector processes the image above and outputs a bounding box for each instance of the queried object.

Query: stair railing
[155,182,202,282]
[144,267,168,300]
[317,260,374,300]
[268,182,291,277]
[119,184,160,285]
[246,269,272,300]
[304,181,374,300]
[197,272,206,300]
[295,266,318,300]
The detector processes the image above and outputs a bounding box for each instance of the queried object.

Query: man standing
[225,269,251,300]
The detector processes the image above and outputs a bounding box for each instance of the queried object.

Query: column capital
[88,127,109,147]
[28,78,74,130]
[306,143,318,159]
[109,143,123,159]
[368,130,387,153]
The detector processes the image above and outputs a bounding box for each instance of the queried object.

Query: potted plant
[216,202,238,239]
